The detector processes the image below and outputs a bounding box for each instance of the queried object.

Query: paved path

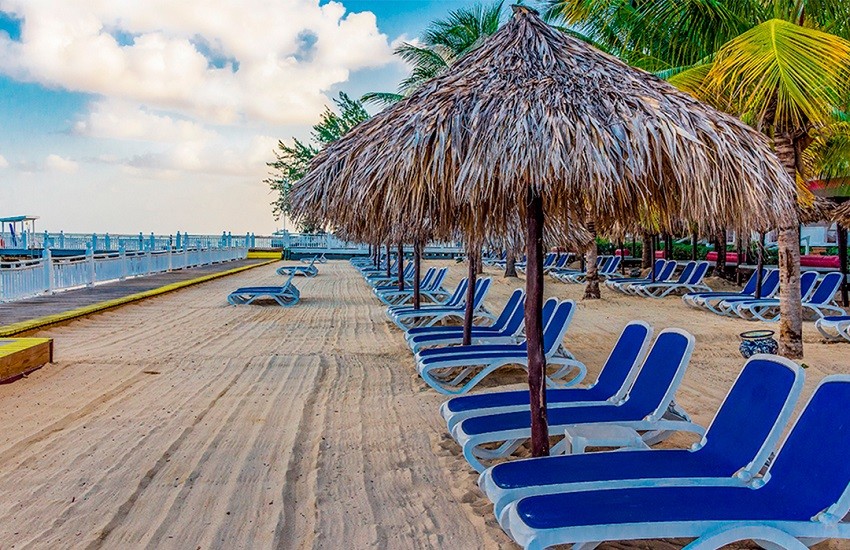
[0,259,269,327]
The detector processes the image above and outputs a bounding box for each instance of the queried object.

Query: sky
[0,0,487,235]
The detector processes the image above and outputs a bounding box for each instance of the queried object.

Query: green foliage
[265,93,369,231]
[363,2,505,105]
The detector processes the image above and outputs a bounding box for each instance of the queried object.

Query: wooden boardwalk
[0,259,269,327]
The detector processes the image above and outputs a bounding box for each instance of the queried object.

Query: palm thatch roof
[291,5,797,243]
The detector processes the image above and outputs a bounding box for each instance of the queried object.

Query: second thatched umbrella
[293,5,798,457]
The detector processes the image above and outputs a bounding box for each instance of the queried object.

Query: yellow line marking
[0,260,278,337]
[247,251,282,259]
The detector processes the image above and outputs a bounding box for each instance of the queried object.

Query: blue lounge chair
[451,329,697,472]
[634,261,711,298]
[724,271,818,320]
[550,255,609,281]
[415,300,586,396]
[440,321,653,432]
[406,289,525,353]
[707,269,783,316]
[517,253,557,275]
[389,278,493,330]
[376,267,450,306]
[816,314,850,342]
[388,278,467,318]
[277,256,318,277]
[556,256,621,284]
[499,375,850,550]
[227,273,300,306]
[605,260,673,292]
[733,271,845,321]
[614,260,678,294]
[366,263,414,286]
[480,355,804,521]
[682,268,770,310]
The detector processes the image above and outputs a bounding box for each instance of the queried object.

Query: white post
[119,244,127,281]
[43,248,54,294]
[86,244,95,288]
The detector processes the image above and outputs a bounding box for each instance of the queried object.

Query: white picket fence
[0,246,248,302]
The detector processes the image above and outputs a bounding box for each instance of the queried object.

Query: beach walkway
[0,260,847,549]
[0,258,270,330]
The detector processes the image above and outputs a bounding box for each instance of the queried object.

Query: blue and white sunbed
[227,273,300,307]
[816,315,850,342]
[376,267,451,306]
[365,263,414,286]
[609,260,678,294]
[440,321,654,431]
[499,375,850,550]
[682,268,772,310]
[730,271,845,322]
[277,256,318,277]
[450,329,697,472]
[389,278,493,330]
[723,270,817,320]
[406,289,525,353]
[480,355,804,521]
[556,256,622,283]
[633,261,711,298]
[388,278,467,318]
[415,299,586,396]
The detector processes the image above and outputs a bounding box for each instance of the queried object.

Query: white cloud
[74,99,215,143]
[45,154,79,173]
[0,0,395,125]
[0,154,8,168]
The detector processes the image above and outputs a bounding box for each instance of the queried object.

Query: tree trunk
[504,250,518,277]
[774,132,803,359]
[385,243,391,278]
[583,214,600,299]
[641,232,652,268]
[476,250,484,275]
[463,245,478,346]
[413,239,422,310]
[397,242,405,291]
[525,191,549,457]
[715,230,727,279]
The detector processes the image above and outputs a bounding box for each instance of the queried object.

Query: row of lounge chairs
[684,268,845,321]
[357,257,850,547]
[606,259,711,298]
[551,255,622,283]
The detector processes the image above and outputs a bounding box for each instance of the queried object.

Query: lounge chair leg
[685,525,807,550]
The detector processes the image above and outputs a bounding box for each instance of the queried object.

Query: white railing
[0,246,248,302]
[0,230,261,251]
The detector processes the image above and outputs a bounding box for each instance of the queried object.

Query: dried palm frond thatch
[292,6,796,240]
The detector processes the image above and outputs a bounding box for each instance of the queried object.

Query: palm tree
[362,1,505,106]
[547,0,850,358]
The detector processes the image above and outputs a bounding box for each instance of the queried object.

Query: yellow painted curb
[247,250,283,259]
[0,259,279,337]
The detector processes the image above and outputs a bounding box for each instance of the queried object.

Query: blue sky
[0,0,494,235]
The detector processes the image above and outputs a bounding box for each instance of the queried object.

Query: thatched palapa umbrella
[293,5,797,457]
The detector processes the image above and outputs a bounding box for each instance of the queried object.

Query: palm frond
[703,19,850,131]
[360,92,405,108]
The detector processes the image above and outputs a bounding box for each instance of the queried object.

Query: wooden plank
[0,338,53,381]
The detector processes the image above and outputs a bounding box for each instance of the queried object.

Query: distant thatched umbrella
[293,5,797,457]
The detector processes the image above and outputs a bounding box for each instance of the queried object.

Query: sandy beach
[1,259,848,549]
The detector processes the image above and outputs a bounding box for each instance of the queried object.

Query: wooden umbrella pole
[385,243,391,277]
[755,232,765,299]
[413,239,422,310]
[525,191,549,457]
[691,233,698,261]
[462,244,477,346]
[839,225,849,307]
[397,242,405,291]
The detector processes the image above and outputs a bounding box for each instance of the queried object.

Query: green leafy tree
[265,93,369,232]
[362,2,506,106]
[546,0,850,358]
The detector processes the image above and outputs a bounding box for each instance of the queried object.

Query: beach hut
[292,5,798,457]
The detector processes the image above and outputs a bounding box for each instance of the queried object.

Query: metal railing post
[86,244,95,287]
[119,244,127,281]
[43,248,54,294]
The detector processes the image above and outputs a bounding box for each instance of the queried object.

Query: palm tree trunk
[525,191,549,458]
[715,230,727,279]
[583,214,600,299]
[641,232,652,268]
[774,132,803,359]
[504,250,518,277]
